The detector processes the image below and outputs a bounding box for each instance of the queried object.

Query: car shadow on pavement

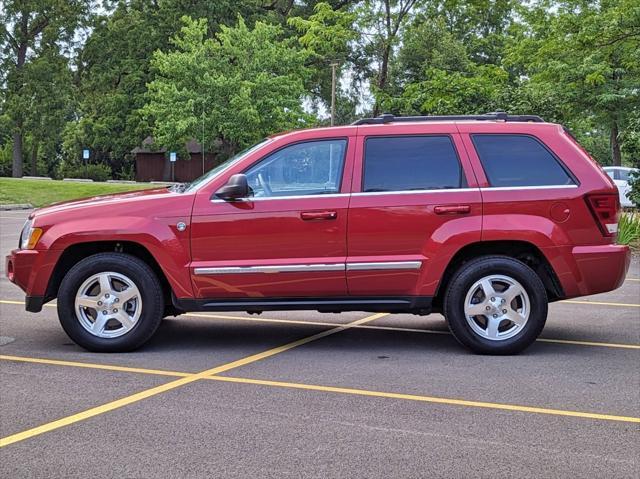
[137,316,573,357]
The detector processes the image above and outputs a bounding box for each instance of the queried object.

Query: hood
[32,187,190,221]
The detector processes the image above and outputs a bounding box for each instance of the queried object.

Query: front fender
[41,215,193,298]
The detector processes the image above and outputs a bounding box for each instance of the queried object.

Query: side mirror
[214,174,249,201]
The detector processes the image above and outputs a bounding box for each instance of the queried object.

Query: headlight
[19,219,43,250]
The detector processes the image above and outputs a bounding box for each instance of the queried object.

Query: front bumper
[545,244,631,298]
[6,248,60,312]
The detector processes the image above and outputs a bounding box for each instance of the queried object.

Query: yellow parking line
[189,313,640,349]
[0,299,37,306]
[186,312,448,335]
[0,355,190,378]
[2,353,638,425]
[205,376,640,424]
[561,300,640,308]
[626,278,640,282]
[0,300,637,349]
[0,313,385,448]
[535,338,640,349]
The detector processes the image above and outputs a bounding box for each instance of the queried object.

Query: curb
[0,203,33,211]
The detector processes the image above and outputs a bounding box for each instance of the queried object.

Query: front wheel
[57,253,164,352]
[443,256,548,355]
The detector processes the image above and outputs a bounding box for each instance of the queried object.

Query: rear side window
[363,136,464,192]
[471,134,575,187]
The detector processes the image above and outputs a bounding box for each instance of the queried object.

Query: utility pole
[330,62,339,126]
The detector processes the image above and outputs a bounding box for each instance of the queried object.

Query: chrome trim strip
[194,261,423,275]
[346,261,422,271]
[210,184,578,203]
[194,264,345,275]
[351,188,477,197]
[211,193,349,203]
[479,184,578,191]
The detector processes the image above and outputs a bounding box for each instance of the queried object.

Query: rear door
[346,124,482,298]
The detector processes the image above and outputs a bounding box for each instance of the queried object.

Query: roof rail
[351,111,545,125]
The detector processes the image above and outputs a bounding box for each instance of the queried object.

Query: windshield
[182,139,272,192]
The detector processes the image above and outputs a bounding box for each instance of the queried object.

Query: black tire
[443,255,548,355]
[57,253,164,352]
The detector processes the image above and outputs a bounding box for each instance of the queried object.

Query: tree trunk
[11,12,29,178]
[12,131,23,177]
[610,120,621,166]
[31,141,39,176]
[373,45,391,117]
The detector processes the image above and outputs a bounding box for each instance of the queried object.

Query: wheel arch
[45,241,174,308]
[433,240,564,311]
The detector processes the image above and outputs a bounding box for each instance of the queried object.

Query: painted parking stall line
[1,353,638,425]
[0,313,386,448]
[0,299,638,349]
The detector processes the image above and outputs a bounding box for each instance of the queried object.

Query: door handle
[434,205,471,215]
[300,211,338,220]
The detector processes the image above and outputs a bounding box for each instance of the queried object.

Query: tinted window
[245,139,346,197]
[363,136,464,192]
[472,134,574,187]
[619,169,630,182]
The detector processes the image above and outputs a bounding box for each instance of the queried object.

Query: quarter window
[363,136,464,192]
[245,139,347,197]
[472,134,575,187]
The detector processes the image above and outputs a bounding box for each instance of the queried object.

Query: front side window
[363,136,464,192]
[471,134,575,187]
[245,139,347,197]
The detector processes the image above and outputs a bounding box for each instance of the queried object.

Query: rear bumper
[6,248,60,311]
[544,244,631,298]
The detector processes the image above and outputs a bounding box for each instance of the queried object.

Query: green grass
[0,178,159,208]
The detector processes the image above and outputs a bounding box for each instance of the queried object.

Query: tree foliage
[143,16,311,156]
[0,0,637,189]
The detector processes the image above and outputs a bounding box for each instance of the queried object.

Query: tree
[67,0,269,177]
[377,15,509,115]
[288,2,357,118]
[507,0,640,166]
[421,0,515,65]
[356,0,419,115]
[142,16,311,178]
[0,0,90,177]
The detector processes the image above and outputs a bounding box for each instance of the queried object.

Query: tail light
[585,193,619,237]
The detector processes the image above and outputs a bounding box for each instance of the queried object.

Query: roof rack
[351,111,545,125]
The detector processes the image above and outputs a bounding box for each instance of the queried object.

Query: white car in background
[603,166,637,207]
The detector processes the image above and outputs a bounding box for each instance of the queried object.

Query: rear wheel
[57,253,164,352]
[443,256,548,355]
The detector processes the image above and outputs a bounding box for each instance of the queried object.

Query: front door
[190,137,354,300]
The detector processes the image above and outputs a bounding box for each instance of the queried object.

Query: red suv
[6,113,630,354]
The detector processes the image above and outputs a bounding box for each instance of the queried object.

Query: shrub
[61,163,112,182]
[618,212,640,247]
[628,170,640,208]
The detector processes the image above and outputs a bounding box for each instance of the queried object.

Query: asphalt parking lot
[0,210,638,478]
